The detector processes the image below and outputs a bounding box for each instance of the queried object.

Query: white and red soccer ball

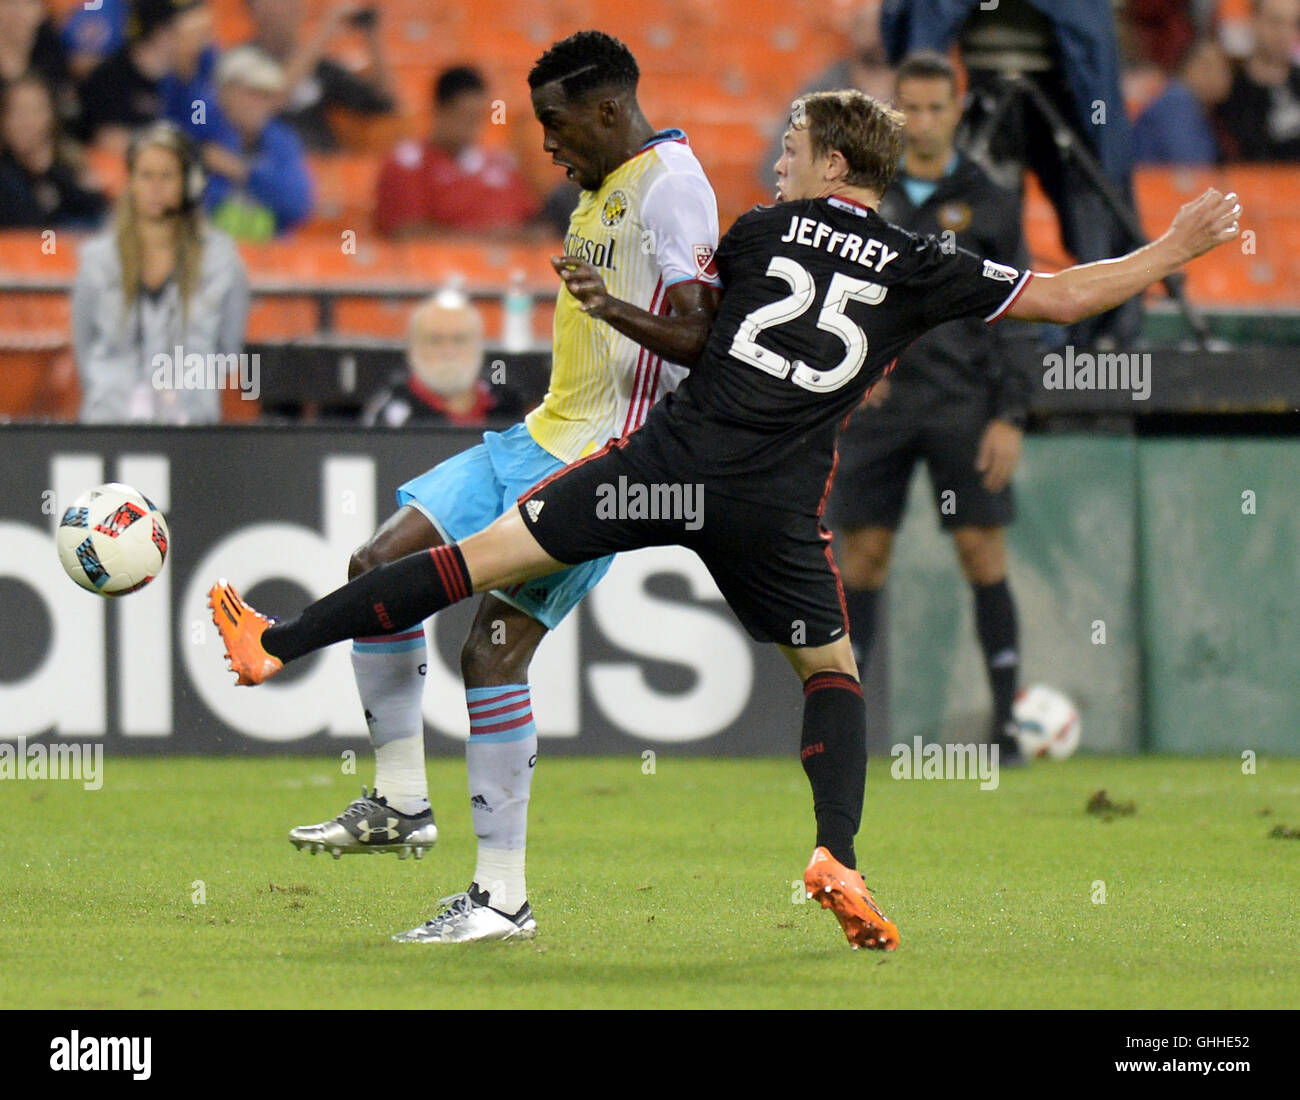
[1012,684,1081,760]
[56,483,169,596]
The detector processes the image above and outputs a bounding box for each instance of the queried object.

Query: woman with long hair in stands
[71,119,249,423]
[0,71,105,228]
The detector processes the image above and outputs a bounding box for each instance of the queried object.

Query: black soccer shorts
[517,437,850,648]
[828,397,1016,532]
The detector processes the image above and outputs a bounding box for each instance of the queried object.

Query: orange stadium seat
[83,145,127,203]
[244,298,320,342]
[9,294,71,332]
[1133,166,1300,305]
[206,0,253,47]
[0,340,78,422]
[333,297,418,340]
[307,154,384,232]
[0,231,81,278]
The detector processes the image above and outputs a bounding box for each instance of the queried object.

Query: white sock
[474,847,527,915]
[373,737,428,816]
[465,684,537,913]
[352,633,429,816]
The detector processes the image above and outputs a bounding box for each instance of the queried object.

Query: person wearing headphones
[71,119,250,424]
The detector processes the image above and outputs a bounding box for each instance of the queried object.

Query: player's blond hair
[789,90,905,196]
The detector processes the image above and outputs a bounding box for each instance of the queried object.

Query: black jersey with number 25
[635,195,1032,515]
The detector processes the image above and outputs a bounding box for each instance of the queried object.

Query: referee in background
[827,52,1035,764]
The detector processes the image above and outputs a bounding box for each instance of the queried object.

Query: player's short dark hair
[789,90,905,196]
[527,31,639,101]
[894,51,958,95]
[435,65,487,107]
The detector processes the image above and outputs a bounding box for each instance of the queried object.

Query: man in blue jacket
[201,45,314,239]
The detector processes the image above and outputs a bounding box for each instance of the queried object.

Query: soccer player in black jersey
[210,89,1242,950]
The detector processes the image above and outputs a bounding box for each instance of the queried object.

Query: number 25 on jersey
[728,256,887,394]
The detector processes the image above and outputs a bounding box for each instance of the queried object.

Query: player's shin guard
[800,671,867,869]
[352,631,430,816]
[973,579,1019,735]
[263,545,472,664]
[465,685,537,915]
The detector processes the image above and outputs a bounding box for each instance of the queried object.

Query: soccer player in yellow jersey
[287,31,721,943]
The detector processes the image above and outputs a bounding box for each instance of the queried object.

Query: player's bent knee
[459,616,541,686]
[347,543,381,581]
[837,528,893,589]
[349,509,444,580]
[460,639,521,686]
[850,560,890,590]
[347,537,403,580]
[459,635,501,686]
[780,638,859,681]
[953,528,1006,586]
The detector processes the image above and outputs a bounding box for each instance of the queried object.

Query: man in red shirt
[375,65,542,236]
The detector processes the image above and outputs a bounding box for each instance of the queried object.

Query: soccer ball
[56,483,170,596]
[1012,685,1081,760]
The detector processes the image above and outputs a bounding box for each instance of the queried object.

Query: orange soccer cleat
[804,846,900,951]
[207,579,283,686]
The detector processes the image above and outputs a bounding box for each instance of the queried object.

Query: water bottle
[502,270,533,352]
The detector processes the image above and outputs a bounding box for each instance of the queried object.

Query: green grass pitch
[2,755,1298,1009]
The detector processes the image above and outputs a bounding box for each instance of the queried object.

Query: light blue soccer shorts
[396,421,613,629]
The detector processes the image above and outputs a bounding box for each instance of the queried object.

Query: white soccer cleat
[289,788,438,859]
[392,884,537,944]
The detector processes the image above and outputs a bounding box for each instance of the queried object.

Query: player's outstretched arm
[1006,189,1242,325]
[551,256,720,367]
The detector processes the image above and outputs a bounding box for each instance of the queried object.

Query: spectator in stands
[72,120,248,424]
[78,0,184,151]
[1122,0,1218,73]
[0,71,105,227]
[1216,0,1300,160]
[161,0,219,142]
[201,45,313,239]
[61,0,128,82]
[362,289,524,427]
[0,0,78,129]
[243,0,397,152]
[374,65,541,238]
[761,2,894,190]
[1133,36,1233,163]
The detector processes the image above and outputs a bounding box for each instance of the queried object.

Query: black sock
[842,586,880,674]
[973,578,1019,737]
[262,545,471,664]
[800,671,867,869]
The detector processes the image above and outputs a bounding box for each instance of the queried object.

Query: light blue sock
[465,684,537,912]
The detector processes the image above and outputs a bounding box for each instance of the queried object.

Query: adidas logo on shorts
[525,499,545,522]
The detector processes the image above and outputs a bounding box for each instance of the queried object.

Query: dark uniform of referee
[826,53,1035,759]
